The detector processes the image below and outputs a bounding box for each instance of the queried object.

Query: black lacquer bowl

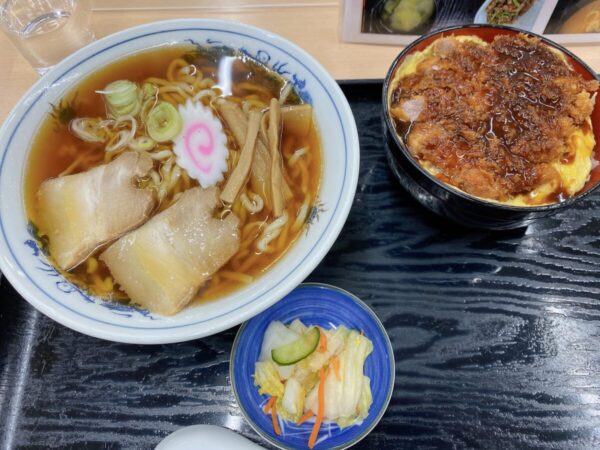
[382,24,600,230]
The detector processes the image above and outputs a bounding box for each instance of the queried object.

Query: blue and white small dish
[230,283,395,450]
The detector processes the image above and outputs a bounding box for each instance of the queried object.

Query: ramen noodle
[25,45,322,315]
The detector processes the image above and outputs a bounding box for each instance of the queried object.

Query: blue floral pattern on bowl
[25,35,321,321]
[185,38,312,104]
[231,284,395,450]
[24,237,156,319]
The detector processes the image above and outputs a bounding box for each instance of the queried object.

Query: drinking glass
[0,0,94,75]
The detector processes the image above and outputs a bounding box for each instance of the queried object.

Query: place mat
[1,81,600,449]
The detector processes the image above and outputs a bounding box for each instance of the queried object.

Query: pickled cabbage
[258,320,300,379]
[254,319,374,435]
[254,360,284,398]
[279,377,305,422]
[305,330,373,425]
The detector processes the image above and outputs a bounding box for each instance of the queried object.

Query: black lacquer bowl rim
[382,23,600,213]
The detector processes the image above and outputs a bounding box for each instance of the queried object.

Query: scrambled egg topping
[389,35,596,207]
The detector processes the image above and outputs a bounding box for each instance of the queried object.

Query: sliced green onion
[148,149,173,160]
[97,80,141,118]
[146,102,182,142]
[142,82,158,99]
[114,115,137,136]
[129,136,156,152]
[105,116,137,152]
[140,96,157,124]
[98,119,115,129]
[69,117,107,143]
[105,130,131,153]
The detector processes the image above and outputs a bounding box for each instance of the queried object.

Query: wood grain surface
[1,82,600,449]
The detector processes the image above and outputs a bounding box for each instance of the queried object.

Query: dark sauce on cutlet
[560,152,576,164]
[582,119,592,134]
[393,117,412,143]
[388,34,599,203]
[544,187,569,204]
[485,38,568,150]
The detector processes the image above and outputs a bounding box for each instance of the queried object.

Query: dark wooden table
[1,81,600,449]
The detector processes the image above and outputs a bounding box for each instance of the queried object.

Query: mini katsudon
[388,34,598,206]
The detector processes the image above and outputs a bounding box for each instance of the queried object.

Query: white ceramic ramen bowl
[0,19,359,344]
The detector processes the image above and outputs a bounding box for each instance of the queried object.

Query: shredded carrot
[331,356,341,381]
[271,397,282,436]
[297,409,315,425]
[308,367,328,449]
[264,396,276,414]
[318,328,328,352]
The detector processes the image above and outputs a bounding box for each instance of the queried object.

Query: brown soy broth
[25,44,322,308]
[25,46,188,215]
[196,120,322,304]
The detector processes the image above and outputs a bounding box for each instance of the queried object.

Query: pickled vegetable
[382,0,434,32]
[272,327,320,366]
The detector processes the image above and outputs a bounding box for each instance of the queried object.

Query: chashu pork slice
[38,151,156,271]
[100,187,240,316]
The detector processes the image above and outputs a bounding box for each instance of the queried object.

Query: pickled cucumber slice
[272,327,320,366]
